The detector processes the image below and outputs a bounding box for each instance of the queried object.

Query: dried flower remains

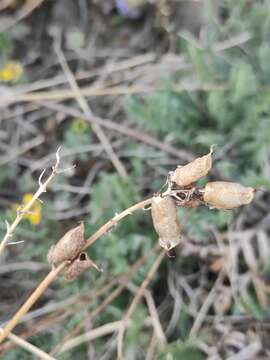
[170,146,213,188]
[151,147,255,253]
[202,181,255,210]
[151,194,182,251]
[47,223,85,266]
[65,252,103,282]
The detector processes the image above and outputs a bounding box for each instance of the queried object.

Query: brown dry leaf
[47,223,85,266]
[65,252,103,282]
[210,256,226,273]
[203,181,255,210]
[170,146,213,188]
[151,194,181,251]
[213,286,232,315]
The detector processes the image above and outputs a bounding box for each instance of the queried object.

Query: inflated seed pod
[47,223,85,266]
[151,194,181,251]
[65,252,103,282]
[203,181,255,210]
[170,146,213,187]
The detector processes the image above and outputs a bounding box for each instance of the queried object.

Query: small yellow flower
[0,61,23,82]
[12,193,42,226]
[22,193,42,225]
[71,118,89,134]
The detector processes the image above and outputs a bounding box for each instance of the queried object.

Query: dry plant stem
[0,0,46,31]
[40,101,193,162]
[54,43,128,180]
[85,198,152,248]
[189,270,225,338]
[0,263,66,343]
[145,333,158,360]
[127,283,166,344]
[117,251,164,360]
[52,245,158,355]
[0,148,61,257]
[0,329,55,360]
[2,85,153,105]
[59,321,124,354]
[5,53,154,98]
[1,198,153,344]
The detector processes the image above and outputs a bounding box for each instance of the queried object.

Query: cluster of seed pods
[47,223,102,281]
[47,147,255,279]
[151,147,255,252]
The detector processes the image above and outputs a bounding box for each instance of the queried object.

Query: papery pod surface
[203,181,255,210]
[151,194,181,250]
[170,146,213,187]
[65,252,102,282]
[47,223,85,266]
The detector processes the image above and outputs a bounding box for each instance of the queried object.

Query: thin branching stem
[0,262,66,343]
[0,197,153,343]
[117,251,164,360]
[0,147,61,257]
[0,328,56,360]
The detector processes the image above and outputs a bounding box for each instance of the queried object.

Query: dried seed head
[203,181,255,210]
[151,194,181,251]
[65,252,103,282]
[170,146,213,187]
[47,223,85,266]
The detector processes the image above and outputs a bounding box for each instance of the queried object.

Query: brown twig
[54,43,128,180]
[0,0,46,32]
[189,270,225,337]
[117,251,164,360]
[0,147,61,257]
[0,262,66,343]
[1,85,153,105]
[52,245,158,355]
[40,101,193,162]
[0,197,153,343]
[0,328,55,360]
[84,198,152,248]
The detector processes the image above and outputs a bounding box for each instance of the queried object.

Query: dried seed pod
[203,181,255,210]
[170,146,213,187]
[151,194,181,251]
[47,223,85,266]
[65,252,103,282]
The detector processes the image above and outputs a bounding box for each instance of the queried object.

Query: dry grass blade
[0,85,153,105]
[117,251,164,360]
[128,283,166,344]
[0,198,153,343]
[52,245,158,355]
[0,263,66,343]
[54,42,128,180]
[0,147,61,257]
[58,321,123,354]
[0,328,55,360]
[0,0,46,31]
[1,273,75,347]
[40,101,193,162]
[189,270,225,337]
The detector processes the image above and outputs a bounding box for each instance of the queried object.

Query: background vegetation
[0,0,270,358]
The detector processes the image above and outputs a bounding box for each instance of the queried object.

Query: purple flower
[115,0,141,19]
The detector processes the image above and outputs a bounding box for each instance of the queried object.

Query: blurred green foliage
[2,1,270,359]
[126,1,270,191]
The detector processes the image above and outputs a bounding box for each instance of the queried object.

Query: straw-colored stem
[0,148,61,257]
[0,263,66,343]
[117,251,164,360]
[84,198,152,248]
[0,198,153,343]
